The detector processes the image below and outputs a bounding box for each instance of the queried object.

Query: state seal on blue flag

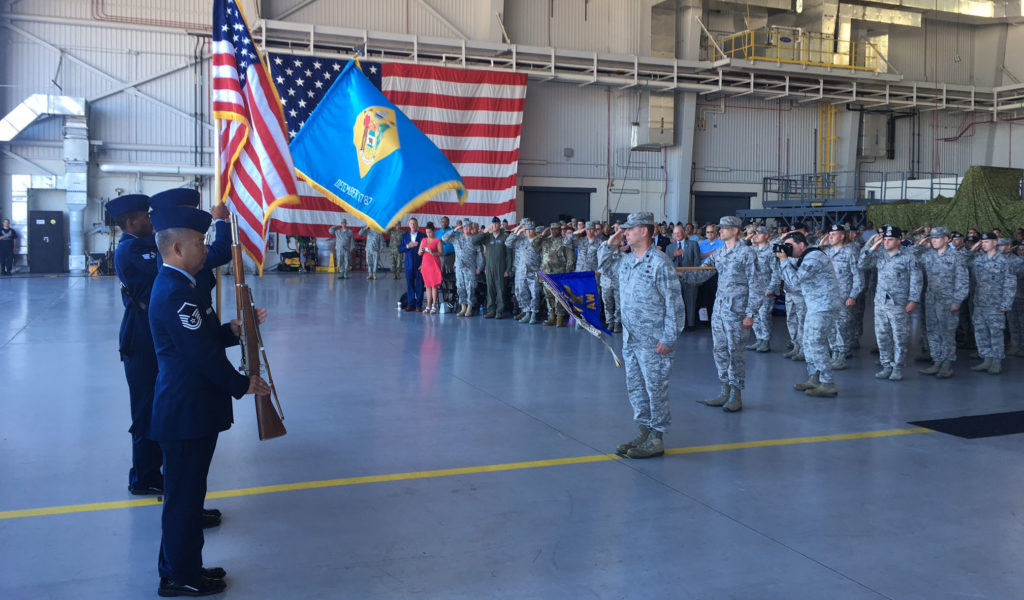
[354,107,398,177]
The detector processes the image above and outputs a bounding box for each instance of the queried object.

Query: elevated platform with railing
[737,170,959,228]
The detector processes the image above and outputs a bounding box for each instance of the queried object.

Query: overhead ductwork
[838,3,922,26]
[0,95,90,272]
[632,1,676,151]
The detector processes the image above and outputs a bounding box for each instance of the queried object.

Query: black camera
[773,243,793,257]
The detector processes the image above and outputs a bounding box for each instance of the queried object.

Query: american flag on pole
[212,0,300,270]
[266,56,527,237]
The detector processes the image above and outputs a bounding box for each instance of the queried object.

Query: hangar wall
[1,0,1022,262]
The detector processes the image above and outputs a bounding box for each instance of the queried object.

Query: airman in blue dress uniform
[148,188,233,299]
[148,205,270,597]
[107,194,165,495]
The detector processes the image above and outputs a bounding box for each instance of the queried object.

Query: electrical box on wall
[860,113,888,158]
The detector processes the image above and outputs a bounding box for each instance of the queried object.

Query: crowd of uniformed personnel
[347,213,1022,459]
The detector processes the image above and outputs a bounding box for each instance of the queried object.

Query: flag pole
[214,112,223,318]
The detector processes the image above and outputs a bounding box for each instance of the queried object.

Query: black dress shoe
[201,567,227,579]
[202,508,222,518]
[129,484,163,496]
[158,576,226,597]
[202,513,222,529]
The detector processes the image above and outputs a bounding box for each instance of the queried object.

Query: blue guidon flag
[287,61,467,232]
[538,271,622,367]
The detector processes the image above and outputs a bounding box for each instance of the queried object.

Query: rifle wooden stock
[231,224,286,440]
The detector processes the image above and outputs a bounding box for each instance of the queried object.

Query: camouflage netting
[866,166,1024,234]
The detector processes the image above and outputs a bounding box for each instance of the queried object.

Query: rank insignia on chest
[177,302,202,330]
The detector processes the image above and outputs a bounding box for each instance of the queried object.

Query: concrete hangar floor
[1,272,1022,600]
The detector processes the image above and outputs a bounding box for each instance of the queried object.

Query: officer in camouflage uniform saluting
[912,227,970,378]
[683,216,760,413]
[533,223,576,326]
[858,226,923,381]
[964,232,1017,374]
[598,212,683,458]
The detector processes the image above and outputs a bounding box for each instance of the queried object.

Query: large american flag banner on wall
[265,55,527,237]
[211,0,299,270]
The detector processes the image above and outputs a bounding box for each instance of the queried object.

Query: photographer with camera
[777,232,843,397]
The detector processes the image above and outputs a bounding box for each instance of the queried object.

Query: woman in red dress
[418,222,443,313]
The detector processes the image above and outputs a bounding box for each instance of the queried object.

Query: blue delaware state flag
[538,271,622,367]
[288,61,466,232]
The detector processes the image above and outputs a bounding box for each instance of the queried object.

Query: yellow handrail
[707,30,881,73]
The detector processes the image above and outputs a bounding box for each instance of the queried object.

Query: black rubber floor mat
[910,411,1024,439]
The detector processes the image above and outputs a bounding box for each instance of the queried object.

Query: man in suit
[654,223,672,252]
[669,224,701,331]
[398,217,425,311]
[148,205,270,596]
[107,194,164,495]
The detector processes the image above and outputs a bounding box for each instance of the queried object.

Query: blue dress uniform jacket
[148,266,250,441]
[114,232,164,490]
[114,233,160,430]
[195,219,232,297]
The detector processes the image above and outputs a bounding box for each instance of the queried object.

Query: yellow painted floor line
[0,427,931,521]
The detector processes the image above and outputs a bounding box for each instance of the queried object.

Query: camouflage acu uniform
[386,225,404,278]
[913,244,969,365]
[858,245,923,370]
[752,244,782,344]
[597,244,623,329]
[683,243,760,390]
[824,243,864,357]
[597,242,683,432]
[328,224,354,276]
[1006,254,1024,355]
[442,230,481,309]
[564,235,602,272]
[533,231,575,320]
[359,226,384,274]
[505,231,542,314]
[850,237,872,348]
[781,249,842,383]
[965,251,1017,360]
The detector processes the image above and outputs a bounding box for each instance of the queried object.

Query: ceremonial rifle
[230,216,286,440]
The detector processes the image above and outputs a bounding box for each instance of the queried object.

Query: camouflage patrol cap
[718,215,742,229]
[585,221,596,228]
[534,225,545,233]
[755,226,769,235]
[550,222,560,229]
[929,226,950,238]
[620,212,655,229]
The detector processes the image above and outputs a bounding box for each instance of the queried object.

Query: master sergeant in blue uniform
[148,205,270,597]
[148,187,233,299]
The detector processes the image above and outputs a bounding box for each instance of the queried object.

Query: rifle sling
[120,283,148,312]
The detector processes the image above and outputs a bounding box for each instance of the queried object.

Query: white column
[64,116,89,272]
